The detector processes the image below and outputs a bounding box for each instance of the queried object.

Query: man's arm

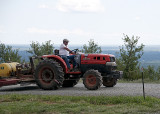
[64,47,75,54]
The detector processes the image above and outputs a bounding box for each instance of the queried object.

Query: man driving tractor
[59,39,77,71]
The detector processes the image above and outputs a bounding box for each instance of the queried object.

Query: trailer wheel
[83,69,102,90]
[35,59,64,90]
[62,76,80,87]
[103,77,117,87]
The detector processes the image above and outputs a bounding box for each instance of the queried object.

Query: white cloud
[134,16,141,21]
[38,0,105,13]
[39,4,49,9]
[26,28,124,45]
[26,27,91,36]
[0,27,6,34]
[56,0,105,13]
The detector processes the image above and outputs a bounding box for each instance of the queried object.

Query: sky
[0,0,160,46]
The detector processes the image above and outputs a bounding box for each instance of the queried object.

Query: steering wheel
[72,49,79,54]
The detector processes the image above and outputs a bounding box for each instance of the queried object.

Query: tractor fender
[42,55,68,73]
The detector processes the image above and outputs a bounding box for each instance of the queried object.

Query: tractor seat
[54,49,59,55]
[54,49,74,64]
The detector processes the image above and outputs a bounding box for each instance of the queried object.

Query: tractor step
[67,71,81,75]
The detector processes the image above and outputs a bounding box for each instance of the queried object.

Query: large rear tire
[62,76,80,87]
[83,69,102,90]
[103,77,117,87]
[35,59,64,90]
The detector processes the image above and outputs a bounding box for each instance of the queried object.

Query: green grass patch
[0,94,160,114]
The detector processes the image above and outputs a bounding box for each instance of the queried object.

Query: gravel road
[0,83,160,98]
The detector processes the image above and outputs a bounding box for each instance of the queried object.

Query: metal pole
[141,67,145,100]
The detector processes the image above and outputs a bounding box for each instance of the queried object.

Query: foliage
[117,34,145,80]
[119,66,160,82]
[81,39,102,53]
[0,42,21,63]
[27,40,54,56]
[0,94,160,114]
[143,66,160,81]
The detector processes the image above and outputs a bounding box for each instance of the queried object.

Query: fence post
[141,67,145,100]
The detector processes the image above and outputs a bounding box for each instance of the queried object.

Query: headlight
[106,62,117,66]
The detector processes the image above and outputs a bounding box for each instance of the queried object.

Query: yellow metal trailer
[0,62,19,77]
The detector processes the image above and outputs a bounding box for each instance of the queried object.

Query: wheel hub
[41,69,54,82]
[86,75,96,86]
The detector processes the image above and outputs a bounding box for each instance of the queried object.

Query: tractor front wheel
[83,70,102,90]
[35,59,64,90]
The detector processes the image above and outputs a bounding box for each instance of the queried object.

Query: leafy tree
[156,66,160,80]
[82,39,102,53]
[27,40,54,56]
[117,34,145,80]
[0,42,21,63]
[145,65,156,80]
[143,66,160,81]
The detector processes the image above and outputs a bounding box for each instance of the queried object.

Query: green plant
[0,42,21,63]
[27,40,54,56]
[81,39,102,54]
[117,34,145,80]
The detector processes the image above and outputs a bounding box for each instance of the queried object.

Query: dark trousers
[61,55,76,69]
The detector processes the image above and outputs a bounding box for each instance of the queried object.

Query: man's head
[63,39,69,46]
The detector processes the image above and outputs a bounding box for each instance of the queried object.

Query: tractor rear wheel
[35,59,64,90]
[83,69,102,90]
[62,76,80,87]
[103,77,117,87]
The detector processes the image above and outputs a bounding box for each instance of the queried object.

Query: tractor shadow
[0,83,122,92]
[0,85,40,92]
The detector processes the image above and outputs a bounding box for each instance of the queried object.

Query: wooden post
[141,67,145,100]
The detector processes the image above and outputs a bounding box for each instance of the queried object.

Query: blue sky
[0,0,160,46]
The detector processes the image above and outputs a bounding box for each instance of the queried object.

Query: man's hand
[70,51,75,54]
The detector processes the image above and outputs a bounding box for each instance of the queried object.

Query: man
[59,39,76,71]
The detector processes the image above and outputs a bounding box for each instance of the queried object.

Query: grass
[0,94,160,114]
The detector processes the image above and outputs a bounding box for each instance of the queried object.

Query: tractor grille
[110,57,115,62]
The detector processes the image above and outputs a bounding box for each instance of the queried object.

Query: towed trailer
[0,57,38,87]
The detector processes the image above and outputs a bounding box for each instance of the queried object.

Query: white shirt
[59,44,69,56]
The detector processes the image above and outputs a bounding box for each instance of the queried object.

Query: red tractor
[34,49,122,90]
[0,49,123,90]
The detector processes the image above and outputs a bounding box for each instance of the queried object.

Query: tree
[143,66,160,81]
[156,66,160,80]
[145,65,155,80]
[27,40,54,56]
[82,39,102,53]
[0,42,21,63]
[117,34,145,80]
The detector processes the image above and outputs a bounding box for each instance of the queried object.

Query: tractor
[0,49,123,90]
